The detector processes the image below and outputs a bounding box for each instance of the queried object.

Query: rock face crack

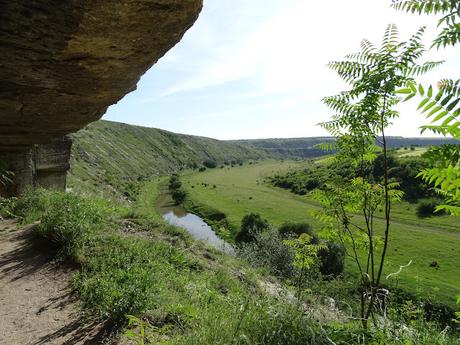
[0,0,202,195]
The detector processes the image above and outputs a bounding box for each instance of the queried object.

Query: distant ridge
[232,137,459,159]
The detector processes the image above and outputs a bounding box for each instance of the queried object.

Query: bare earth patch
[0,220,106,345]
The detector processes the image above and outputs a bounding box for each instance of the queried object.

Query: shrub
[318,242,346,277]
[0,196,16,218]
[168,174,182,191]
[203,159,217,169]
[278,222,317,242]
[73,235,190,323]
[236,213,269,243]
[12,188,52,223]
[416,199,445,218]
[238,228,294,278]
[172,189,187,205]
[36,192,114,261]
[278,222,344,277]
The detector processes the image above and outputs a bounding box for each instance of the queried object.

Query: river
[155,191,235,254]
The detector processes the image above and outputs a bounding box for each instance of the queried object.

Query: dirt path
[0,220,106,345]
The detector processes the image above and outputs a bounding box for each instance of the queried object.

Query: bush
[168,174,182,191]
[318,242,346,277]
[416,199,445,218]
[203,159,217,169]
[238,228,294,278]
[278,222,317,242]
[278,222,344,277]
[12,188,52,223]
[0,196,17,218]
[172,189,187,205]
[36,192,114,261]
[73,235,190,323]
[9,189,114,262]
[236,213,270,243]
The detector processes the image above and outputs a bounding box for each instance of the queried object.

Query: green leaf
[404,93,416,102]
[447,98,460,111]
[397,88,412,94]
[422,101,437,113]
[419,84,425,96]
[432,110,449,122]
[427,105,443,118]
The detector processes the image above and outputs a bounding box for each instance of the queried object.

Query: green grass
[181,160,460,307]
[3,189,330,343]
[4,186,458,344]
[395,147,428,157]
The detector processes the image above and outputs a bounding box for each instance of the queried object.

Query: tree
[278,221,317,241]
[283,233,326,298]
[393,0,460,215]
[172,189,186,205]
[316,25,433,329]
[393,0,460,314]
[236,213,269,243]
[168,174,182,191]
[203,159,217,169]
[392,0,460,48]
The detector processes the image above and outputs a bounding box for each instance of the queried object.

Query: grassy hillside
[235,137,460,159]
[68,120,266,197]
[4,184,455,343]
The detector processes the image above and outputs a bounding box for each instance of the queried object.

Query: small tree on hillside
[172,189,186,205]
[316,25,437,329]
[203,159,217,169]
[168,174,182,191]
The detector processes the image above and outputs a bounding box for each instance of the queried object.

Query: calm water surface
[156,192,234,254]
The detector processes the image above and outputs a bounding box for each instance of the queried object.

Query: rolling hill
[68,120,266,197]
[69,120,459,197]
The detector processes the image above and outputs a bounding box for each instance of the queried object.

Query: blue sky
[103,0,460,140]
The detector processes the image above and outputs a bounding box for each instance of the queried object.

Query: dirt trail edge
[0,220,105,345]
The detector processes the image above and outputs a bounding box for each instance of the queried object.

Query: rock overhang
[0,0,203,146]
[0,0,203,195]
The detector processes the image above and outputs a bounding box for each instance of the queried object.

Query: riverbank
[134,176,234,253]
[154,182,234,253]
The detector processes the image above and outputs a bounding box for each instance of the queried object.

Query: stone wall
[0,137,72,197]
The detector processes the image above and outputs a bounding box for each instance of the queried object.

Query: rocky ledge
[0,0,202,195]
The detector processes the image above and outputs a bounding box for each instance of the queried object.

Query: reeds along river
[156,192,234,254]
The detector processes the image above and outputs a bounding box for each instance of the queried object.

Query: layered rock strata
[0,0,202,195]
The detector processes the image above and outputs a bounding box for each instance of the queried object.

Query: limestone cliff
[0,0,202,195]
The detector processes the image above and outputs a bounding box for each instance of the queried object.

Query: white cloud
[107,0,460,139]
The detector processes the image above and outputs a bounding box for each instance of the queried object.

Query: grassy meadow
[181,160,460,306]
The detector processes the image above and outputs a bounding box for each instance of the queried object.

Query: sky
[103,0,460,140]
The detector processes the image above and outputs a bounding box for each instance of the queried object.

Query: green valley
[180,160,460,306]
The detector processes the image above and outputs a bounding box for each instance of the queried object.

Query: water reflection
[156,192,234,254]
